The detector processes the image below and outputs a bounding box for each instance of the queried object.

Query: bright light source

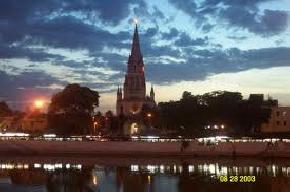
[34,99,45,109]
[43,134,56,138]
[147,113,152,117]
[221,124,225,129]
[133,17,138,24]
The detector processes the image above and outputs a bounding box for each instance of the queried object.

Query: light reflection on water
[0,158,290,191]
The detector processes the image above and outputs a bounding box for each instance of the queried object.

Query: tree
[156,91,272,137]
[48,84,99,135]
[0,101,12,117]
[238,95,273,136]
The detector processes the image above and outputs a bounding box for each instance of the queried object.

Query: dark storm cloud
[169,0,289,36]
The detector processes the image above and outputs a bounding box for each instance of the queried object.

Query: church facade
[116,25,156,135]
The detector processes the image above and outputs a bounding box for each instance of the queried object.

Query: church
[116,24,156,135]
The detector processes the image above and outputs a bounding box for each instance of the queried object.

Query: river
[0,156,289,192]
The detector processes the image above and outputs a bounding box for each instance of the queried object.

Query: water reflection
[0,158,290,191]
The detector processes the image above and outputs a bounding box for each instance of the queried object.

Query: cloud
[0,0,147,26]
[168,0,197,17]
[227,36,248,40]
[220,7,289,36]
[174,33,208,47]
[28,16,131,51]
[168,0,289,36]
[161,28,179,40]
[1,0,290,109]
[0,70,65,102]
[146,47,290,84]
[0,45,64,62]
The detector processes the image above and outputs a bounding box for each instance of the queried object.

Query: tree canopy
[48,84,99,135]
[49,83,99,114]
[0,101,12,117]
[155,91,274,137]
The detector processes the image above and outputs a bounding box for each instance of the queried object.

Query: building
[116,25,156,135]
[21,113,47,133]
[261,106,290,133]
[0,113,47,134]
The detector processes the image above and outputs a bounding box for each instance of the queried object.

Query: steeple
[117,85,122,100]
[131,24,142,59]
[150,84,155,100]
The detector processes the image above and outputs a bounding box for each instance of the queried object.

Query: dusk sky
[0,0,290,112]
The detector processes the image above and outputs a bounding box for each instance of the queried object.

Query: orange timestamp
[219,175,256,183]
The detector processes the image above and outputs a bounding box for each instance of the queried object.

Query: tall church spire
[130,24,142,61]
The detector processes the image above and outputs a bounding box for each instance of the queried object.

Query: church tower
[123,24,146,100]
[117,24,150,116]
[116,24,156,135]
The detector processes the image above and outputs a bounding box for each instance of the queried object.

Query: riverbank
[1,140,290,157]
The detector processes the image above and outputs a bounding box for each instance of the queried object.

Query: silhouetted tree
[157,91,273,137]
[48,84,99,135]
[0,101,12,116]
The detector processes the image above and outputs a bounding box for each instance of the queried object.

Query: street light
[147,113,152,129]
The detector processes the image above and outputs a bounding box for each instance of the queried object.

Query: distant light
[34,163,41,168]
[43,134,56,138]
[0,132,29,137]
[221,124,225,129]
[147,113,152,117]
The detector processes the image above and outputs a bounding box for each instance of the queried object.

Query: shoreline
[1,140,290,158]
